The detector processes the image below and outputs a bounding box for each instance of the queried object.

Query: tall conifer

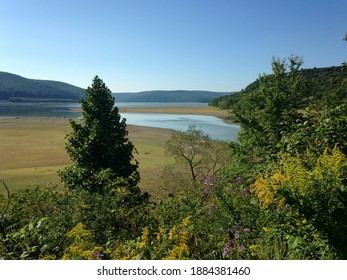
[59,76,139,192]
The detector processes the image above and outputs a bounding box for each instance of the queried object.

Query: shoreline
[69,104,227,114]
[1,102,234,124]
[118,105,228,116]
[71,105,234,124]
[0,115,175,137]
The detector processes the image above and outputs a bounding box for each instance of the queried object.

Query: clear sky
[1,0,346,92]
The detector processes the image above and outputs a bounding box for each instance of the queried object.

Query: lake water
[0,102,239,141]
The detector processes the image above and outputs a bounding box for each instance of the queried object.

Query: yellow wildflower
[262,227,269,233]
[140,227,149,248]
[182,216,191,227]
[168,225,177,240]
[156,227,165,242]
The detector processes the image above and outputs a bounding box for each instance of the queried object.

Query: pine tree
[59,76,139,193]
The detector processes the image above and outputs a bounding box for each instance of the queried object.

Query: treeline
[210,64,347,109]
[0,72,85,102]
[113,90,231,103]
[0,71,230,103]
[0,57,346,260]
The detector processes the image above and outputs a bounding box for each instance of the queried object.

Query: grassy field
[0,106,229,198]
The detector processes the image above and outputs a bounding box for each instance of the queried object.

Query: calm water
[0,102,81,118]
[0,102,239,141]
[121,112,239,141]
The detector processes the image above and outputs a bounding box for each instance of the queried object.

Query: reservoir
[0,102,240,141]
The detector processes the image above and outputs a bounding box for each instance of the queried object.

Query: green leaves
[165,125,230,185]
[233,56,309,162]
[59,76,140,193]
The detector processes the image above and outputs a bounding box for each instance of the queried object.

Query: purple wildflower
[241,189,249,195]
[223,246,229,255]
[234,232,240,239]
[203,176,213,185]
[237,245,243,252]
[243,228,250,233]
[203,188,209,194]
[234,177,242,183]
[96,253,104,258]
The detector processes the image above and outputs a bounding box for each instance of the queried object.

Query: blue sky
[1,0,346,92]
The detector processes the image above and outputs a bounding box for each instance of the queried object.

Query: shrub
[252,147,347,258]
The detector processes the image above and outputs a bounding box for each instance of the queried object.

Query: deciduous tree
[165,126,230,185]
[232,56,310,162]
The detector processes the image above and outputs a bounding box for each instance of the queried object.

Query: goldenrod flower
[262,227,269,233]
[182,216,191,227]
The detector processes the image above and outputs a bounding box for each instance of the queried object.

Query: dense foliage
[58,76,140,193]
[1,54,346,259]
[210,64,347,110]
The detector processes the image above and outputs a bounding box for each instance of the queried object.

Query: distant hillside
[113,90,231,103]
[0,71,232,103]
[0,72,85,102]
[210,65,347,109]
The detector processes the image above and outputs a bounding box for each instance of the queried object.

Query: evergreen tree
[59,76,139,193]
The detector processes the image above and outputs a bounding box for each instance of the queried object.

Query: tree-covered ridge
[113,90,232,103]
[229,57,347,161]
[0,72,85,102]
[210,64,347,109]
[0,71,231,103]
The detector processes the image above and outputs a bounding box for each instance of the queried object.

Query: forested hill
[0,72,231,103]
[113,90,231,103]
[0,72,85,102]
[210,65,347,109]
